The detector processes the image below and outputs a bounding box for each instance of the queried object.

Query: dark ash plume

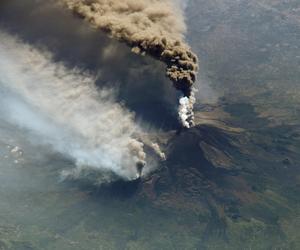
[61,0,199,127]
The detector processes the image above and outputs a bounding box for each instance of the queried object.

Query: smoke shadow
[63,177,141,200]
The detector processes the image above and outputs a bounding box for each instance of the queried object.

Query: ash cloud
[0,0,180,130]
[0,0,197,184]
[61,0,199,127]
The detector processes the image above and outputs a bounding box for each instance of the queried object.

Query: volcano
[0,0,299,249]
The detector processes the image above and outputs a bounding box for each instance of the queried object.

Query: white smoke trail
[0,31,149,182]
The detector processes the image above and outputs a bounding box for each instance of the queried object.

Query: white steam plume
[0,31,152,182]
[178,91,196,128]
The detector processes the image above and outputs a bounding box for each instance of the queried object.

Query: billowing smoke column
[61,0,198,128]
[0,31,165,182]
